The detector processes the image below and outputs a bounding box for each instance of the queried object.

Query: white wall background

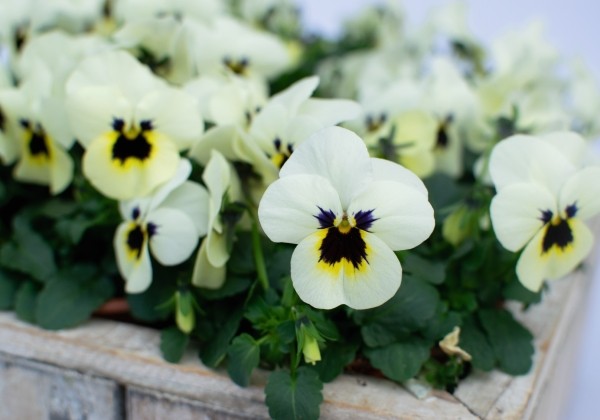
[297,2,600,419]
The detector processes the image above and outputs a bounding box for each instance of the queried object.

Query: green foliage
[265,368,324,420]
[160,327,190,363]
[15,281,38,323]
[199,308,244,368]
[0,216,56,282]
[364,338,432,383]
[35,265,115,330]
[479,309,534,375]
[0,269,20,310]
[227,334,261,387]
[309,342,358,383]
[354,275,440,346]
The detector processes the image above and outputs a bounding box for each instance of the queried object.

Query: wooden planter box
[0,268,591,420]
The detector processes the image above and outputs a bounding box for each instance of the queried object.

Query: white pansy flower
[192,150,242,289]
[0,66,74,194]
[258,127,435,309]
[66,50,203,200]
[114,0,222,24]
[188,16,291,81]
[489,133,600,292]
[238,76,361,186]
[115,159,209,293]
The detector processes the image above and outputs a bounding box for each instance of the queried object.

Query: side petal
[258,174,343,244]
[347,180,435,250]
[490,183,556,252]
[49,144,74,195]
[161,181,210,237]
[540,131,587,167]
[114,222,153,294]
[489,134,575,194]
[559,167,600,221]
[291,230,402,310]
[279,126,373,208]
[148,208,199,266]
[298,98,361,127]
[191,238,227,289]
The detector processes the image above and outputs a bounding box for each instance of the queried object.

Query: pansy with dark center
[270,137,294,169]
[539,204,577,255]
[111,118,153,165]
[20,119,51,160]
[314,206,376,270]
[435,115,453,149]
[223,56,249,75]
[366,113,387,133]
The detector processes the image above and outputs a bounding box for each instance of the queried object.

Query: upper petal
[279,126,373,209]
[347,180,435,250]
[258,174,343,244]
[371,158,428,196]
[558,167,600,221]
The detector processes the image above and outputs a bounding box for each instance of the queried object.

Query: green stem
[251,217,269,291]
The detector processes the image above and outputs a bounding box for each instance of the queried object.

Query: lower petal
[114,222,153,293]
[516,218,593,291]
[291,230,402,310]
[191,239,227,289]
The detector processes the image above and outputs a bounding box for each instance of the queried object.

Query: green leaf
[227,334,260,387]
[0,216,56,282]
[355,275,439,346]
[424,174,466,222]
[502,277,542,305]
[227,232,255,274]
[479,309,534,375]
[422,304,462,341]
[403,254,445,285]
[364,338,431,382]
[15,281,38,323]
[266,246,294,290]
[35,265,115,330]
[265,367,323,420]
[0,269,20,310]
[310,342,358,383]
[160,327,190,363]
[127,270,177,322]
[459,317,495,371]
[200,275,251,300]
[199,308,243,367]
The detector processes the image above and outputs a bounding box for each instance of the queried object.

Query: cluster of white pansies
[489,132,600,292]
[65,50,203,200]
[115,159,209,293]
[258,127,435,310]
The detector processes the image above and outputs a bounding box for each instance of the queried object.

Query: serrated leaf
[199,308,243,367]
[310,342,358,383]
[479,309,534,375]
[35,265,115,330]
[227,334,260,387]
[15,281,38,323]
[459,317,495,371]
[355,275,439,345]
[364,338,431,382]
[0,269,20,309]
[265,367,323,420]
[160,327,190,363]
[0,216,56,282]
[403,254,445,285]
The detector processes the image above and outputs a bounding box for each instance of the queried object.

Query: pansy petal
[489,134,575,193]
[83,130,180,200]
[114,222,153,294]
[149,208,199,266]
[490,183,557,252]
[299,98,361,127]
[191,238,227,289]
[558,167,600,221]
[258,174,343,244]
[540,131,587,167]
[161,181,210,237]
[189,125,241,165]
[203,150,231,225]
[398,151,436,179]
[147,158,192,210]
[517,218,593,291]
[347,180,435,250]
[49,144,74,195]
[279,126,372,208]
[135,88,204,150]
[206,229,229,267]
[271,76,318,114]
[291,230,402,310]
[371,158,428,196]
[67,86,132,148]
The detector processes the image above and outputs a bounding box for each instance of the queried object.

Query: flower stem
[251,217,269,291]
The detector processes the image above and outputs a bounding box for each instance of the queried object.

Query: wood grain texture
[0,268,592,419]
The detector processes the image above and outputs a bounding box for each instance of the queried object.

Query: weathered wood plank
[0,353,123,420]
